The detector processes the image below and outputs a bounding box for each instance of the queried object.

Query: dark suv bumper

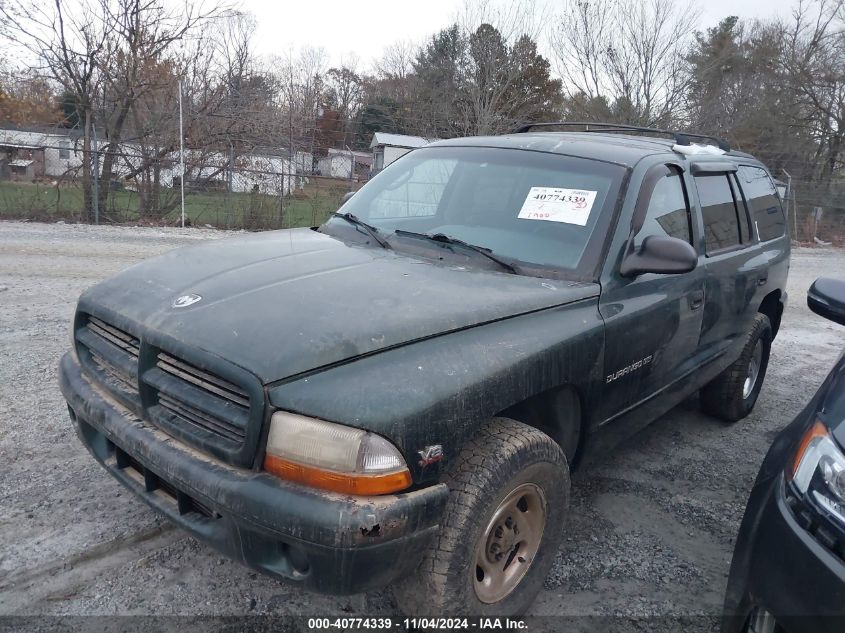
[59,352,449,595]
[722,477,845,633]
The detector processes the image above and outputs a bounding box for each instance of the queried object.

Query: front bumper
[59,352,449,595]
[722,477,845,633]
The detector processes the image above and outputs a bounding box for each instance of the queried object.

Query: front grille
[77,313,259,466]
[147,352,250,446]
[786,482,845,562]
[76,316,140,399]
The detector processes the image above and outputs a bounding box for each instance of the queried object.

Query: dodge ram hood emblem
[172,293,202,308]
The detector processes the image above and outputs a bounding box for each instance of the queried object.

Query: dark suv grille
[76,313,259,466]
[76,316,140,400]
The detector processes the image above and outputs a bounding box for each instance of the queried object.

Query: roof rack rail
[513,121,731,152]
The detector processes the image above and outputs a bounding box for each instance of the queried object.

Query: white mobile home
[370,133,437,172]
[0,127,83,179]
[317,148,372,180]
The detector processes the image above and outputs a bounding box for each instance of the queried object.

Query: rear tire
[701,313,771,422]
[393,418,569,616]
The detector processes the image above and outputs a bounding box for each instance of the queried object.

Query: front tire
[393,418,569,616]
[701,313,772,422]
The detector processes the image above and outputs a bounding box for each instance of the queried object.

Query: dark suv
[59,123,789,616]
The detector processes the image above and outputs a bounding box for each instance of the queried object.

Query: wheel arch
[497,384,586,467]
[758,289,783,339]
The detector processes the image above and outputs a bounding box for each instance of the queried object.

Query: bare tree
[95,1,223,214]
[326,56,365,147]
[782,0,845,183]
[272,46,328,165]
[455,0,545,44]
[551,0,700,126]
[0,0,222,219]
[1,0,113,218]
[375,40,417,85]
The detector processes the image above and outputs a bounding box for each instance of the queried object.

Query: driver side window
[635,166,692,249]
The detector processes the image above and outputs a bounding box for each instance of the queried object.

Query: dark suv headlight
[789,421,845,529]
[262,411,411,495]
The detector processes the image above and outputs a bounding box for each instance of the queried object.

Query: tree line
[0,0,843,233]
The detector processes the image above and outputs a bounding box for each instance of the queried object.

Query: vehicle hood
[78,228,598,383]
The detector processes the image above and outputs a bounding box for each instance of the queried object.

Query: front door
[597,163,707,423]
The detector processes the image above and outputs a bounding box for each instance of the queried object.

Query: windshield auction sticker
[517,187,598,225]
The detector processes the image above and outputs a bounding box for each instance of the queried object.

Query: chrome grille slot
[89,350,137,394]
[87,317,140,358]
[158,394,246,442]
[76,315,140,400]
[156,354,249,408]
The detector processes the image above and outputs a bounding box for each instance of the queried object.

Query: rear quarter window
[694,174,742,254]
[738,166,786,242]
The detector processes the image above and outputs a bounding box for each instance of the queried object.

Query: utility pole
[228,141,234,193]
[346,145,354,186]
[92,124,99,225]
[178,79,185,229]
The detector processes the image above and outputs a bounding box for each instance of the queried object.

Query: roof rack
[513,121,731,152]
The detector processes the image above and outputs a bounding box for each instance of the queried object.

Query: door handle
[688,290,704,310]
[757,274,768,286]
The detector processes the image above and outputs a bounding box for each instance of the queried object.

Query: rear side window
[695,174,741,254]
[738,166,786,241]
[636,167,691,247]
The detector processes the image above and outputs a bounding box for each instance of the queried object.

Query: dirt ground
[1,221,844,629]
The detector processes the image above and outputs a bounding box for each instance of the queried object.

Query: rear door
[597,162,707,420]
[691,164,767,362]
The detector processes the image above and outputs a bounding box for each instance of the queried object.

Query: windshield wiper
[332,212,390,249]
[393,230,521,275]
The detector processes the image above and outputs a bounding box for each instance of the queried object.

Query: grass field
[0,178,358,229]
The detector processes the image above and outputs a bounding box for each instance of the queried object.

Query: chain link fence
[0,170,363,230]
[782,180,845,246]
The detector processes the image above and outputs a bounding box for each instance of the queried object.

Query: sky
[243,0,798,69]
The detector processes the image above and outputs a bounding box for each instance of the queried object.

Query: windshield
[329,146,625,276]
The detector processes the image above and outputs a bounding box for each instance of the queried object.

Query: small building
[370,133,437,172]
[157,150,296,196]
[0,127,81,179]
[317,148,372,180]
[0,143,46,181]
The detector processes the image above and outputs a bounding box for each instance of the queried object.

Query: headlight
[790,420,845,527]
[263,411,411,495]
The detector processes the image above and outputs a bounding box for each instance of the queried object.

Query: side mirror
[340,191,355,205]
[620,235,698,278]
[808,277,845,326]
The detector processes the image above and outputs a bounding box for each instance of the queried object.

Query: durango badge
[172,294,202,308]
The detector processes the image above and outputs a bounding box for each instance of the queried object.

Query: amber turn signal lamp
[791,421,829,479]
[264,454,412,495]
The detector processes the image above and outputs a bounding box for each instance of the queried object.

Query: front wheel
[701,313,772,422]
[393,418,570,616]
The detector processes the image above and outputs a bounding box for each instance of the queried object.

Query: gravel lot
[1,221,844,629]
